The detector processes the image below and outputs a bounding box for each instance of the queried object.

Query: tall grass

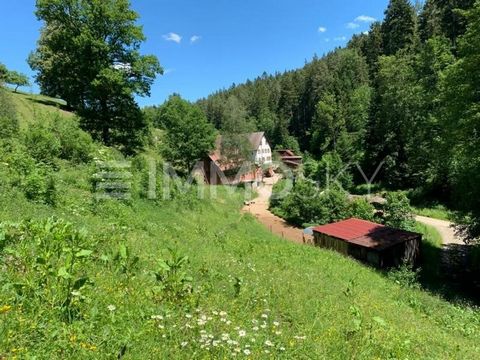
[0,172,479,358]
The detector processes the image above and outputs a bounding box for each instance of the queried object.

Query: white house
[249,132,272,165]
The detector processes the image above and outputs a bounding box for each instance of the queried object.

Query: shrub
[52,115,94,163]
[387,264,421,289]
[348,198,376,221]
[22,168,58,206]
[24,122,61,164]
[383,192,416,231]
[277,180,350,227]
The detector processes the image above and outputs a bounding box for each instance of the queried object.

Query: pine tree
[382,0,417,55]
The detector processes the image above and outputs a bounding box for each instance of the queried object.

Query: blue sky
[0,0,389,107]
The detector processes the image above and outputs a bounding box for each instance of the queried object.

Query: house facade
[252,133,273,165]
[194,132,272,185]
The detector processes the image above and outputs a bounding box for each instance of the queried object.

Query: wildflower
[243,349,251,355]
[239,330,246,337]
[213,340,220,347]
[252,326,259,331]
[260,323,267,329]
[185,314,192,319]
[273,321,279,327]
[220,311,227,317]
[181,341,188,347]
[158,324,165,329]
[212,310,219,315]
[294,335,306,340]
[221,333,230,341]
[264,350,270,354]
[234,348,241,353]
[252,319,259,324]
[151,315,163,320]
[280,347,286,351]
[107,305,116,312]
[226,320,232,325]
[275,331,282,335]
[261,314,268,319]
[0,305,12,314]
[265,340,273,347]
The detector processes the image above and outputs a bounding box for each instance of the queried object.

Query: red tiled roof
[313,218,420,250]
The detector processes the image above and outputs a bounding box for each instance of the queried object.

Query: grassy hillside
[0,93,479,359]
[7,89,72,129]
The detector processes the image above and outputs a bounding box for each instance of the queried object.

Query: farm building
[313,218,421,268]
[276,149,303,169]
[193,132,271,185]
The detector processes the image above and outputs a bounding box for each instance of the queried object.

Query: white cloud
[355,15,376,23]
[318,26,327,33]
[164,68,175,75]
[163,32,182,44]
[363,31,369,35]
[190,35,201,44]
[347,22,360,29]
[334,36,347,41]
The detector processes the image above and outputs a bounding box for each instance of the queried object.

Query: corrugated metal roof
[313,218,420,250]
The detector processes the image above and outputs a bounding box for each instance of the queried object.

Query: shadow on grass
[417,241,480,306]
[26,96,69,110]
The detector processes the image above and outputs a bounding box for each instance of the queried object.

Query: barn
[312,218,422,268]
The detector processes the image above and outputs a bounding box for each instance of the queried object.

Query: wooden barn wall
[314,233,349,255]
[314,233,422,268]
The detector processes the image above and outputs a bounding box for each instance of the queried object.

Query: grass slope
[0,173,479,358]
[7,89,72,129]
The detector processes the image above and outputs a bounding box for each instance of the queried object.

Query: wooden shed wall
[313,233,422,268]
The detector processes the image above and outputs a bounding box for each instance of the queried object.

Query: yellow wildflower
[0,305,12,314]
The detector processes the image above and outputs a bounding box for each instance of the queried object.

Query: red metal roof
[313,218,420,250]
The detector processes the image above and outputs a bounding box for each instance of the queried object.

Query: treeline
[198,0,480,241]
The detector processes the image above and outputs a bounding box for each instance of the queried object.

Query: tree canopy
[29,0,162,153]
[155,95,216,174]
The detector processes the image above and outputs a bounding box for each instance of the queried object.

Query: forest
[193,0,480,242]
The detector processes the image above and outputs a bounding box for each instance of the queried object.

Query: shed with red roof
[313,218,421,268]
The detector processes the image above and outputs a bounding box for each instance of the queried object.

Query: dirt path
[415,215,464,246]
[242,175,313,245]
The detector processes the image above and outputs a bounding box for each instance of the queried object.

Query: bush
[24,122,61,164]
[23,168,58,206]
[348,198,376,221]
[276,180,350,227]
[52,115,95,163]
[383,192,415,231]
[387,264,421,289]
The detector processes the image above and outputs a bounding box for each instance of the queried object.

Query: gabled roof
[213,132,266,154]
[313,218,420,251]
[207,132,267,169]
